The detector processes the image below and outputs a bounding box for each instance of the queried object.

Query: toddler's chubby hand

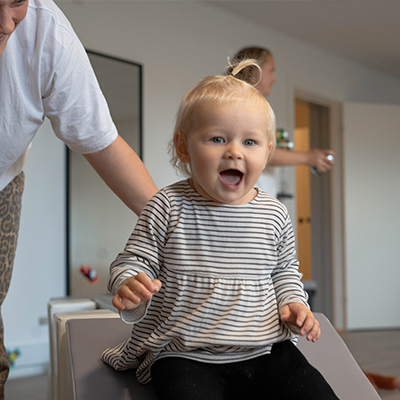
[279,303,320,343]
[112,272,162,312]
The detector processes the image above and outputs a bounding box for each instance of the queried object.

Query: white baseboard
[8,364,49,379]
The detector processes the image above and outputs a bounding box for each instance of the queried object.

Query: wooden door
[295,126,312,280]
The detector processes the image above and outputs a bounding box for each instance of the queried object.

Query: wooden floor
[4,329,400,399]
[340,329,400,400]
[5,372,51,400]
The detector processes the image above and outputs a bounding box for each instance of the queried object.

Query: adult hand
[307,149,335,172]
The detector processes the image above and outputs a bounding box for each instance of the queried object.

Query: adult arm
[269,148,335,172]
[84,135,158,215]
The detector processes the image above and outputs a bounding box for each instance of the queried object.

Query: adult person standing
[228,47,334,196]
[0,0,157,395]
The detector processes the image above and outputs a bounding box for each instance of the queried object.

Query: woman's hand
[307,149,335,172]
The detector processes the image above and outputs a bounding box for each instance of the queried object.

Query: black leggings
[151,340,339,400]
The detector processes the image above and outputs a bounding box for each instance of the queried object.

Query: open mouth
[219,169,243,188]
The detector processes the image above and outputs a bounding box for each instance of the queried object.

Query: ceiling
[204,0,400,81]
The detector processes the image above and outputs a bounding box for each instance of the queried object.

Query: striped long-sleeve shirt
[102,180,308,384]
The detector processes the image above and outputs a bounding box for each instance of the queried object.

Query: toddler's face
[179,99,272,205]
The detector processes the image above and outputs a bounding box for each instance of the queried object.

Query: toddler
[102,59,338,400]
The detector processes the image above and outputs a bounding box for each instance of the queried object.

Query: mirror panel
[67,50,142,296]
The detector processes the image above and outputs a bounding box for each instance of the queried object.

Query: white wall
[343,102,400,330]
[5,0,400,377]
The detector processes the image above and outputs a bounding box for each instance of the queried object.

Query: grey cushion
[297,313,379,399]
[66,312,379,400]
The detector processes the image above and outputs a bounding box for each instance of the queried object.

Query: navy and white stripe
[102,180,308,384]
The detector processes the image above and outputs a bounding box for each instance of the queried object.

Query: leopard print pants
[0,172,25,398]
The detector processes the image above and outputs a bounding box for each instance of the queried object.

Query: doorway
[295,99,333,321]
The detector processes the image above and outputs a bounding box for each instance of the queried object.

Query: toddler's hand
[280,303,320,342]
[112,272,162,312]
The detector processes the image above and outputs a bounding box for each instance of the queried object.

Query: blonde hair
[226,47,273,85]
[170,59,276,176]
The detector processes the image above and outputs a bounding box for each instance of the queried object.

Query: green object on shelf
[276,128,294,150]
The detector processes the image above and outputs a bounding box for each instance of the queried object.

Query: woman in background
[227,47,334,196]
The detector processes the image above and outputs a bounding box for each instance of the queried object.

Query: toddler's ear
[264,141,274,168]
[174,132,190,163]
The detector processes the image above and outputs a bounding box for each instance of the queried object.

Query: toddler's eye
[212,137,224,143]
[243,139,255,146]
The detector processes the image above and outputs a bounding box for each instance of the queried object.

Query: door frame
[293,89,346,330]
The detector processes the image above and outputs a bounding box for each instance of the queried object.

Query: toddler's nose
[224,142,243,160]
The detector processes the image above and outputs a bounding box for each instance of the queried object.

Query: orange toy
[364,372,400,391]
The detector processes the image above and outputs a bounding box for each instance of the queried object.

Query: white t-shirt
[0,0,117,191]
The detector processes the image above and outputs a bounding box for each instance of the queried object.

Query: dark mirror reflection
[67,50,142,296]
